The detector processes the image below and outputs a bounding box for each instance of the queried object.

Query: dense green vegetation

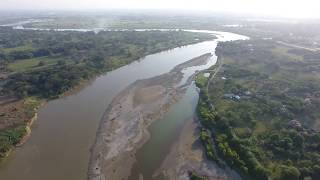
[189,172,208,180]
[0,125,26,158]
[196,40,320,180]
[0,27,213,98]
[195,73,208,89]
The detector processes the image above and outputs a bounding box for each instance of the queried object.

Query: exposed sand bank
[15,112,37,147]
[88,53,212,180]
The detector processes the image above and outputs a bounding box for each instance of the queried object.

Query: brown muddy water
[0,30,247,180]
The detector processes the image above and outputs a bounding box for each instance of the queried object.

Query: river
[0,28,247,180]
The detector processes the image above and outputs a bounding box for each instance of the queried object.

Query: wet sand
[88,53,212,180]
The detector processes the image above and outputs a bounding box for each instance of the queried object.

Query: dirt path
[204,56,223,111]
[277,41,320,52]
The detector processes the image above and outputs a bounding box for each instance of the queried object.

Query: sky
[0,0,319,18]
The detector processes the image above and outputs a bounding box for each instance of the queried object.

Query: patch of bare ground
[0,96,29,130]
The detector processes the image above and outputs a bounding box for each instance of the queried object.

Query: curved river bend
[0,29,247,180]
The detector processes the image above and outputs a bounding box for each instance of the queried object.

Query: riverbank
[153,60,240,180]
[15,112,37,147]
[88,53,212,180]
[154,117,235,180]
[0,97,42,159]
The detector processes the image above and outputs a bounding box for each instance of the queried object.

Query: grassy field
[7,56,66,72]
[1,44,35,53]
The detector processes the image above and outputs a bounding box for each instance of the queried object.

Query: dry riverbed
[88,53,222,180]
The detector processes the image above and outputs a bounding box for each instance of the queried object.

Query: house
[224,93,235,98]
[244,91,251,95]
[203,73,210,78]
[304,98,311,105]
[0,74,7,80]
[288,120,302,130]
[224,93,241,100]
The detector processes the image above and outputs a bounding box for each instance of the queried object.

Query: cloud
[0,0,319,18]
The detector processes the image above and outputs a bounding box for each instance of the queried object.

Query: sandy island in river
[88,53,233,180]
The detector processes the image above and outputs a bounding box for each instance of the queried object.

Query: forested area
[196,39,320,180]
[0,27,213,98]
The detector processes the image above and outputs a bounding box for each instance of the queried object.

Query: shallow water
[129,83,199,180]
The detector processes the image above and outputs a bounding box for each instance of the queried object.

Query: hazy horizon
[0,0,320,19]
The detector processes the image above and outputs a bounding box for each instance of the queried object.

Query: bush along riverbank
[195,40,320,180]
[0,97,41,159]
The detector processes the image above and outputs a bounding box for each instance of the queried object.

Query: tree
[57,60,66,66]
[280,165,300,180]
[254,165,269,180]
[0,137,11,158]
[312,165,320,180]
[38,61,45,66]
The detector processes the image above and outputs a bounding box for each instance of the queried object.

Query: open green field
[1,44,35,53]
[7,56,64,72]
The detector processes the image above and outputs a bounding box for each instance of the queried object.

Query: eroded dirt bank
[88,53,213,180]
